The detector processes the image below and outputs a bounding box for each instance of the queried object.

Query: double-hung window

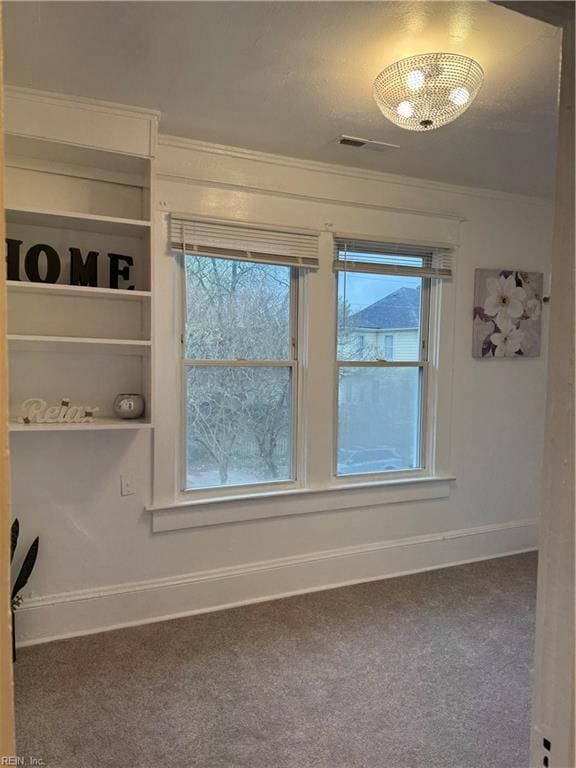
[166,216,452,513]
[334,237,452,478]
[172,217,319,492]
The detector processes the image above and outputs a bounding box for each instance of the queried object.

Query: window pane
[186,366,292,489]
[185,256,292,360]
[337,272,423,361]
[337,366,422,475]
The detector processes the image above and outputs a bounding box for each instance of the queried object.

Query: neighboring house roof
[349,286,420,330]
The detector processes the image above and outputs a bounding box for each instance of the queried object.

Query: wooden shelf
[9,418,152,432]
[6,206,151,238]
[7,281,151,302]
[8,335,151,354]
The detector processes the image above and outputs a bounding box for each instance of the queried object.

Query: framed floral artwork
[472,269,543,358]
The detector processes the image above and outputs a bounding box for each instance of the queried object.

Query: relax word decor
[17,398,99,424]
[6,239,135,289]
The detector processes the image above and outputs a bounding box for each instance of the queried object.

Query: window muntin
[336,261,429,477]
[183,255,296,490]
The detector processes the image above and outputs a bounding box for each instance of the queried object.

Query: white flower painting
[473,269,543,359]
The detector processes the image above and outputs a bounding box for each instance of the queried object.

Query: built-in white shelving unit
[9,419,152,432]
[5,91,159,432]
[8,335,152,351]
[7,281,151,302]
[6,206,151,237]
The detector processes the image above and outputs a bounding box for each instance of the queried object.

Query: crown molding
[157,171,467,226]
[159,134,552,206]
[4,87,552,205]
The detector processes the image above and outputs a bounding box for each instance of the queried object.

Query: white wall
[11,137,553,644]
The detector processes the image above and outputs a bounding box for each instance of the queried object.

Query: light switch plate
[120,474,136,496]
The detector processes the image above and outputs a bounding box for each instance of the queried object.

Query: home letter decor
[69,247,99,287]
[6,239,134,289]
[5,238,22,281]
[24,243,61,284]
[108,253,134,289]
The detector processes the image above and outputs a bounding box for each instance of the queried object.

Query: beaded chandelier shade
[373,53,484,131]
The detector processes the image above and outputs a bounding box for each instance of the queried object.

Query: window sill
[148,475,455,532]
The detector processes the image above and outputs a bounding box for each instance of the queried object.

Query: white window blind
[334,236,453,279]
[170,216,320,270]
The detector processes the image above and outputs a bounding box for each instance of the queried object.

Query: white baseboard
[16,518,538,647]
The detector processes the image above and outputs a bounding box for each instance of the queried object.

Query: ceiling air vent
[338,135,400,153]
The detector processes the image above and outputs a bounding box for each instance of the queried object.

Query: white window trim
[150,475,456,532]
[333,268,432,477]
[180,262,301,494]
[150,216,456,530]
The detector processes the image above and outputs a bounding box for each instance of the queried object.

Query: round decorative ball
[114,394,145,420]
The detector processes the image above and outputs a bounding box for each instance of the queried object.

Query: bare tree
[185,256,291,485]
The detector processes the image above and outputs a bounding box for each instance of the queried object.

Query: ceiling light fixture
[373,52,484,131]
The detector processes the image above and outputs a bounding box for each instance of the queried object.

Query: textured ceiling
[3,2,562,196]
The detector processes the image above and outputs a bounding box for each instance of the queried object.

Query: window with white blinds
[170,216,320,270]
[168,217,454,502]
[178,218,304,492]
[333,236,449,477]
[334,237,453,279]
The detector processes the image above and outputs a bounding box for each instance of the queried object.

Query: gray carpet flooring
[15,552,537,768]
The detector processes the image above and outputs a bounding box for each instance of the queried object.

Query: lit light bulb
[449,87,470,106]
[396,101,414,118]
[406,69,425,91]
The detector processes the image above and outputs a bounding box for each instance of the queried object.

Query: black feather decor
[12,536,39,602]
[10,519,19,565]
[10,520,40,662]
